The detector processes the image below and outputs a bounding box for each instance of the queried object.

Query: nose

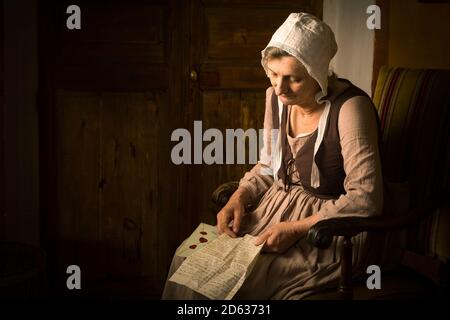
[274,77,289,96]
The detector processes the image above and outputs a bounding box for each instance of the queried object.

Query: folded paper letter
[170,224,263,300]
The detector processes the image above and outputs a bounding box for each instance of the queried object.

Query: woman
[163,12,383,300]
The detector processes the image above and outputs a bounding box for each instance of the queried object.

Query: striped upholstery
[372,67,450,261]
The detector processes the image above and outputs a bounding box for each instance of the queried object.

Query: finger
[262,238,276,253]
[216,211,230,235]
[218,217,237,238]
[232,208,243,234]
[218,221,236,237]
[216,216,225,234]
[223,227,237,238]
[254,231,270,246]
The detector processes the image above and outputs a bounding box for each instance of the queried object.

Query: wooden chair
[211,67,450,299]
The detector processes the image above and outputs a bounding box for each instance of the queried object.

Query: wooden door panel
[204,7,303,61]
[55,2,165,59]
[56,92,102,279]
[54,62,169,91]
[53,1,167,90]
[56,91,166,292]
[100,92,161,278]
[199,64,268,89]
[198,2,322,89]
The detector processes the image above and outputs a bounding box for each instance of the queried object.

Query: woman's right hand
[216,190,248,238]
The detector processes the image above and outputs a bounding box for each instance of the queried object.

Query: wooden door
[39,0,186,298]
[38,0,321,298]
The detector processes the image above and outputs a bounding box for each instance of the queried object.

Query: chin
[279,95,295,104]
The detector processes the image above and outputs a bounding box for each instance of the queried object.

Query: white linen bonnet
[261,12,337,100]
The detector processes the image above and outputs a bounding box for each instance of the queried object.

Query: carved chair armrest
[306,186,449,299]
[211,181,239,208]
[307,186,449,249]
[211,181,256,214]
[306,210,431,300]
[306,206,432,250]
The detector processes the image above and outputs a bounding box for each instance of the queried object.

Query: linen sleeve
[238,87,276,204]
[316,95,383,220]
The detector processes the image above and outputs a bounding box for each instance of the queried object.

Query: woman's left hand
[254,221,306,253]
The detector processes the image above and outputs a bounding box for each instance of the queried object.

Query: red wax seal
[189,245,197,249]
[199,237,208,243]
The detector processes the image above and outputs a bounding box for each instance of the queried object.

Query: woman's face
[266,56,321,107]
